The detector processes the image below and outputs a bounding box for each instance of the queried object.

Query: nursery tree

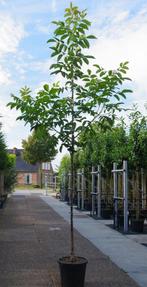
[58,154,71,200]
[128,106,147,220]
[76,120,128,169]
[128,106,147,170]
[8,4,132,259]
[58,154,71,178]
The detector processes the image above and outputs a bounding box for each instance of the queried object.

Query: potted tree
[8,4,132,286]
[129,107,147,233]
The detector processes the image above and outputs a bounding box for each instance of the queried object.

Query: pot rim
[58,255,88,265]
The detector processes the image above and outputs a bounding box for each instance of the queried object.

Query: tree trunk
[70,150,75,257]
[135,170,140,220]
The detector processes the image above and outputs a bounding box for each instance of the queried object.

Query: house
[7,148,54,187]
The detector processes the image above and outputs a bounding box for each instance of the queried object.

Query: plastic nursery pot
[101,208,112,219]
[131,218,144,233]
[58,256,88,287]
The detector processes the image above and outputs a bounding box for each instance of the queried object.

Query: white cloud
[112,11,129,24]
[0,66,11,85]
[0,99,30,148]
[51,0,57,13]
[90,4,147,115]
[0,13,26,85]
[0,100,20,133]
[0,0,6,5]
[31,59,53,73]
[9,0,58,19]
[0,14,26,56]
[37,24,50,34]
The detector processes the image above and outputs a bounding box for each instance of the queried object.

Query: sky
[0,0,147,169]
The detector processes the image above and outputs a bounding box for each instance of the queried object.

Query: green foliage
[0,129,7,171]
[128,106,147,169]
[7,4,131,155]
[22,126,58,165]
[6,153,16,168]
[75,106,147,172]
[58,154,71,177]
[76,120,129,169]
[4,154,17,192]
[0,124,17,192]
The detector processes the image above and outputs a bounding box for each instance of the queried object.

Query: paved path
[0,190,142,287]
[42,194,147,287]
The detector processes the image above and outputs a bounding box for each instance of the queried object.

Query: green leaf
[61,34,68,40]
[79,23,88,30]
[47,38,56,43]
[121,89,133,94]
[51,51,59,57]
[78,27,84,34]
[57,54,63,61]
[119,69,127,74]
[82,57,89,65]
[87,35,97,39]
[83,38,90,48]
[50,46,57,51]
[55,28,65,36]
[50,70,61,75]
[79,40,86,48]
[100,71,106,77]
[82,19,91,26]
[44,84,49,92]
[52,21,60,25]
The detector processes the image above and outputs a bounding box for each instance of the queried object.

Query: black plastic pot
[58,256,88,287]
[131,218,144,233]
[141,209,147,219]
[101,208,112,219]
[117,214,129,228]
[84,199,91,211]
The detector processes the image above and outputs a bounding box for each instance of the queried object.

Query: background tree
[22,127,57,187]
[0,128,7,171]
[8,4,132,261]
[0,124,16,196]
[4,154,17,192]
[22,126,57,164]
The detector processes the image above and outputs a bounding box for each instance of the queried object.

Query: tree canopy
[8,3,132,156]
[22,127,57,165]
[128,106,147,170]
